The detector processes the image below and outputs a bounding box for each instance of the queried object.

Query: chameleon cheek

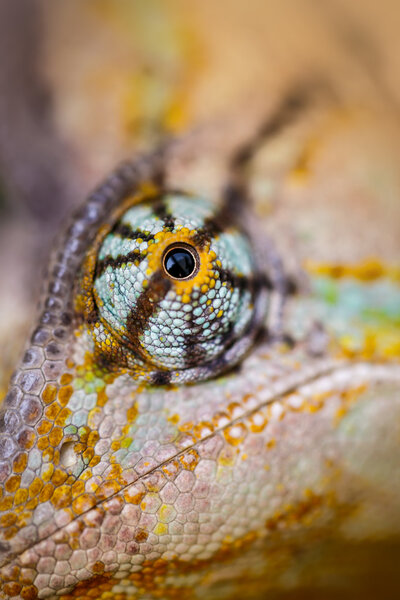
[77,191,269,383]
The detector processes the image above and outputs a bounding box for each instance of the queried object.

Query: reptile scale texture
[1,76,400,600]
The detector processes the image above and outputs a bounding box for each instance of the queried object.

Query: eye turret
[77,191,269,384]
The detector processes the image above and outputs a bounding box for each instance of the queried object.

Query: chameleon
[0,74,400,600]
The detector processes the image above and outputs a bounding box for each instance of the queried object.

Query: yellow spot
[158,504,176,523]
[153,522,168,536]
[217,310,224,318]
[304,258,400,283]
[168,414,180,425]
[218,447,235,467]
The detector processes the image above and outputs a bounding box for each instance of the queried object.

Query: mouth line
[4,358,399,571]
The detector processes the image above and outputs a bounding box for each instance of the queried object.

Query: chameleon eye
[77,191,269,384]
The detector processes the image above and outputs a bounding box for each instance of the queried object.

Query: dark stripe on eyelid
[191,185,248,248]
[113,221,155,242]
[180,270,268,367]
[151,370,172,386]
[218,269,250,291]
[183,328,208,368]
[96,250,146,278]
[152,198,175,230]
[126,269,171,353]
[218,270,272,294]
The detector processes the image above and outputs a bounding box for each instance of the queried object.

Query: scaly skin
[1,84,400,600]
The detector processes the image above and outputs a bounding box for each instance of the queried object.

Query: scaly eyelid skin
[74,185,273,385]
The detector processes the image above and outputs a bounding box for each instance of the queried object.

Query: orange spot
[28,478,43,498]
[0,496,13,511]
[42,384,57,405]
[51,485,72,509]
[4,583,22,596]
[72,493,96,515]
[179,448,199,471]
[91,561,105,574]
[37,437,49,451]
[249,413,268,433]
[51,469,68,486]
[135,528,149,542]
[45,403,61,420]
[41,465,54,482]
[12,453,27,474]
[25,498,38,511]
[223,423,247,446]
[87,431,100,447]
[21,585,38,600]
[96,480,121,500]
[39,483,54,503]
[1,512,17,527]
[72,480,85,498]
[124,488,145,505]
[14,488,28,506]
[60,373,73,385]
[97,388,108,407]
[49,427,63,447]
[58,385,73,405]
[37,420,52,436]
[55,407,72,426]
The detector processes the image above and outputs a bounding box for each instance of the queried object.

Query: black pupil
[164,247,195,279]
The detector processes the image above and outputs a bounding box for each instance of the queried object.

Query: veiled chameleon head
[76,189,269,384]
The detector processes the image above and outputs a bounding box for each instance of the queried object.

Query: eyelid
[76,188,272,384]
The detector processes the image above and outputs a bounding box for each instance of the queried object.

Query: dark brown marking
[95,250,146,279]
[113,221,155,243]
[152,198,175,230]
[126,270,172,352]
[191,184,248,248]
[231,86,313,169]
[217,270,271,296]
[283,275,299,296]
[183,331,208,367]
[218,269,250,291]
[151,371,172,386]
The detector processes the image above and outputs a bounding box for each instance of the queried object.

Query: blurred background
[0,0,400,394]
